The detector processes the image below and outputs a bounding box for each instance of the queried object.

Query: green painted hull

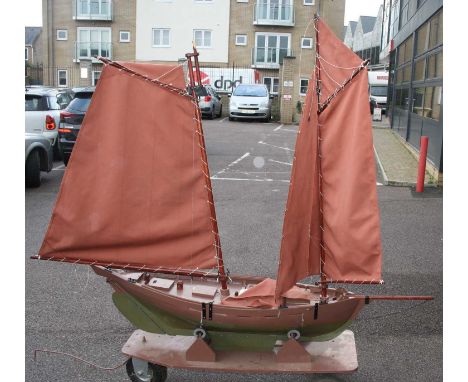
[113,291,354,352]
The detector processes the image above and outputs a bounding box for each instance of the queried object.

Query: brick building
[42,0,136,88]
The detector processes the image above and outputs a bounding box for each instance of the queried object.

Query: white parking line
[273,124,284,132]
[268,159,292,166]
[52,164,65,171]
[220,117,228,123]
[212,152,250,177]
[258,141,294,152]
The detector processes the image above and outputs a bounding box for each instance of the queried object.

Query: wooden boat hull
[94,266,365,351]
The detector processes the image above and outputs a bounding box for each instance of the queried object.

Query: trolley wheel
[126,357,167,382]
[193,327,207,339]
[287,329,301,340]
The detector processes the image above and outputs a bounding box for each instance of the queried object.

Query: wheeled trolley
[123,329,358,382]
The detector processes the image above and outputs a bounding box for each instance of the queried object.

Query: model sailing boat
[34,16,431,375]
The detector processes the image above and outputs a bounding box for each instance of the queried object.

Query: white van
[368,71,389,113]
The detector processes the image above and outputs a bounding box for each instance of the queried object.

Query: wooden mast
[314,14,328,302]
[186,47,229,292]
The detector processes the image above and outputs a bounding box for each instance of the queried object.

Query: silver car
[198,85,223,119]
[25,133,53,188]
[228,84,272,122]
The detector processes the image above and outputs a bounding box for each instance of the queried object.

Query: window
[263,77,279,94]
[301,37,313,49]
[77,27,111,59]
[411,87,424,116]
[120,31,130,43]
[423,86,441,120]
[413,58,425,81]
[92,71,101,85]
[57,70,68,87]
[254,32,291,66]
[304,0,314,4]
[416,21,428,56]
[77,0,111,18]
[300,78,309,95]
[428,11,442,50]
[152,28,170,47]
[426,51,442,79]
[25,48,28,61]
[235,34,247,46]
[194,30,212,48]
[57,29,68,40]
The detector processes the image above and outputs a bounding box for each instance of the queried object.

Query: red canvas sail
[38,61,218,270]
[275,18,382,300]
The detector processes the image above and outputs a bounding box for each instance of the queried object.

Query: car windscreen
[48,93,73,110]
[370,86,388,97]
[233,86,267,97]
[67,92,94,113]
[25,95,47,111]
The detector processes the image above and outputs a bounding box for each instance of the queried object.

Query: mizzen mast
[185,47,229,292]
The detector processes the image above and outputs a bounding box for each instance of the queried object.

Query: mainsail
[275,18,382,300]
[38,61,218,270]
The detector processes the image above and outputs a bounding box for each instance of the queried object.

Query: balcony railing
[252,47,292,68]
[254,1,294,26]
[73,0,113,21]
[74,42,112,62]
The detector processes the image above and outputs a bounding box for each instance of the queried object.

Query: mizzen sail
[38,61,218,270]
[276,18,382,300]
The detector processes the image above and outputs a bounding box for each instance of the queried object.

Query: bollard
[416,136,429,193]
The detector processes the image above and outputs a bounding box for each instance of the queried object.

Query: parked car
[198,85,223,119]
[58,87,95,166]
[25,133,53,188]
[25,87,74,160]
[228,84,272,122]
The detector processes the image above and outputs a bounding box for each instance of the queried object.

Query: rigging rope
[33,349,129,371]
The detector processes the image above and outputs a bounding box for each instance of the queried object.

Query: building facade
[39,0,345,122]
[228,0,345,122]
[380,0,443,181]
[135,0,230,64]
[42,0,136,88]
[26,27,44,85]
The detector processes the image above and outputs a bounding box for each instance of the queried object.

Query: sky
[24,0,384,27]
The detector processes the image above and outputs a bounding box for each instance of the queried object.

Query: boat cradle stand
[122,329,358,380]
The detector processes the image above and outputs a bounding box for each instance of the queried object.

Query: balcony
[74,42,112,62]
[73,0,113,21]
[254,1,294,26]
[251,47,292,69]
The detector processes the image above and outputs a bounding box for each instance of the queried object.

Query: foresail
[38,61,218,270]
[275,18,382,300]
[275,74,322,301]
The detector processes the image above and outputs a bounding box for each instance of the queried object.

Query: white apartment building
[136,0,230,63]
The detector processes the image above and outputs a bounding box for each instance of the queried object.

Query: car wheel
[208,107,215,120]
[25,150,41,188]
[63,154,70,167]
[229,116,234,121]
[53,140,63,161]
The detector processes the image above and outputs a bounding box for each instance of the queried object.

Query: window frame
[152,28,171,48]
[77,27,112,59]
[119,30,131,43]
[235,34,247,46]
[263,77,279,94]
[300,78,309,96]
[57,69,68,88]
[25,47,28,61]
[303,0,315,5]
[57,29,68,41]
[301,37,313,49]
[92,70,101,86]
[193,29,212,48]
